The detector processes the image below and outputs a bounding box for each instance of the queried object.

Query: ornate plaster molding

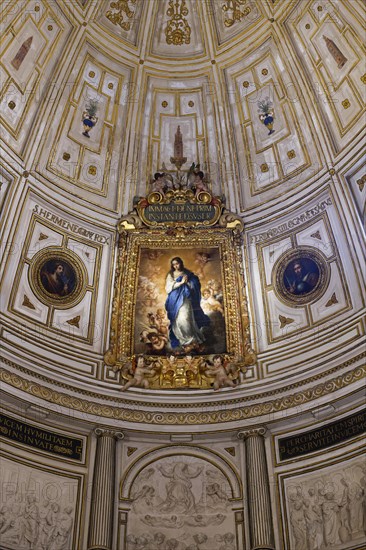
[0,359,364,426]
[1,352,364,408]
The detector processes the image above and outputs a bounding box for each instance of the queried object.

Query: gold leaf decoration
[222,0,251,28]
[279,315,294,329]
[106,0,136,31]
[326,293,338,307]
[22,295,35,309]
[66,315,81,328]
[1,358,364,425]
[38,233,48,241]
[165,0,191,45]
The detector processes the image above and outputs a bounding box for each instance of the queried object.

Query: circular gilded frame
[29,247,87,308]
[273,246,330,306]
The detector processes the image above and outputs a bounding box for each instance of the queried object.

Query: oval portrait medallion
[273,247,329,305]
[29,248,87,308]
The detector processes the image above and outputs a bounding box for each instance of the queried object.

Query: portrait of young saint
[283,257,320,296]
[40,260,76,298]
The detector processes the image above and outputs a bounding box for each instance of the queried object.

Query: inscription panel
[0,413,84,461]
[145,203,216,223]
[278,410,366,461]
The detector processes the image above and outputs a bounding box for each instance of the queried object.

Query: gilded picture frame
[105,226,255,388]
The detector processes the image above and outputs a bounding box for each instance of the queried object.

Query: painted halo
[273,247,329,305]
[29,247,87,308]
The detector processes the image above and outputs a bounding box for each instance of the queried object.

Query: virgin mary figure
[165,257,210,352]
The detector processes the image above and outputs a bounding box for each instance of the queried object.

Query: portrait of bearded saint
[41,261,71,296]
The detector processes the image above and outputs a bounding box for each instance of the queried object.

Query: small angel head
[202,288,212,299]
[135,354,145,368]
[212,355,223,367]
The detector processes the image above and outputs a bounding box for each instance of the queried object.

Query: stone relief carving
[126,456,237,549]
[0,458,78,550]
[285,457,366,550]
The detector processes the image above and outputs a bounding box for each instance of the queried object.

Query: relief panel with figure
[281,455,366,550]
[124,456,238,550]
[0,456,80,550]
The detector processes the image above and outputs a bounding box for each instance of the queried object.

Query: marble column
[87,428,124,550]
[238,428,275,550]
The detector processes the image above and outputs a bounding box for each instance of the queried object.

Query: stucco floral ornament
[165,0,191,45]
[258,97,275,135]
[82,98,99,138]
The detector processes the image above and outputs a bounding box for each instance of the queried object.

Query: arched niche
[118,445,244,550]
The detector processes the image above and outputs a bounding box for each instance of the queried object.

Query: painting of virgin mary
[135,248,227,356]
[165,257,210,353]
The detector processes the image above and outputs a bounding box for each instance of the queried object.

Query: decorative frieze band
[0,357,364,426]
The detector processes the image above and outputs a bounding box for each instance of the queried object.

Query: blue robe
[165,271,210,348]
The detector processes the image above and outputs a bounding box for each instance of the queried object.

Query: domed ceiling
[0,0,365,431]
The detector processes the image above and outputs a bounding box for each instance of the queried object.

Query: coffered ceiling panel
[36,41,134,211]
[207,0,264,49]
[284,0,366,153]
[94,0,146,48]
[136,73,222,197]
[224,38,323,210]
[0,0,74,157]
[148,0,205,59]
